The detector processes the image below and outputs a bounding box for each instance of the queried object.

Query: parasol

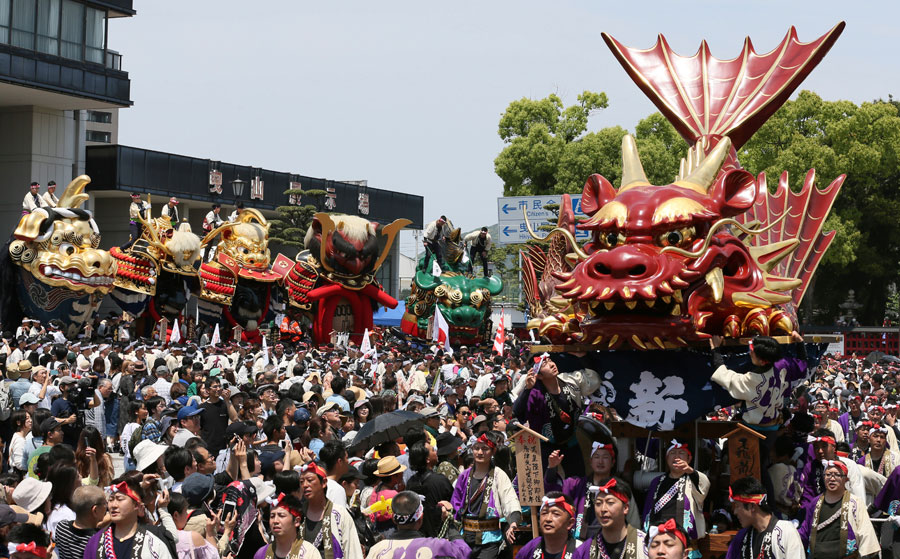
[349,409,425,451]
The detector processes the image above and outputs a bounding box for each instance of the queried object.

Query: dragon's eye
[59,243,76,256]
[601,231,626,249]
[658,227,696,248]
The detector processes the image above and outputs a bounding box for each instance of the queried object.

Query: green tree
[740,91,900,324]
[495,92,687,196]
[269,187,326,253]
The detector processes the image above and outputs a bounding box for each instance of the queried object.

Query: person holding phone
[158,491,220,559]
[177,473,215,540]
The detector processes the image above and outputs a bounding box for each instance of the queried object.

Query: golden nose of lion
[78,248,114,274]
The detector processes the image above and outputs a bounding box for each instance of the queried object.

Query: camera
[68,377,96,409]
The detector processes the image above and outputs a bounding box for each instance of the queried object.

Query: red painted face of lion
[549,136,796,349]
[305,215,379,278]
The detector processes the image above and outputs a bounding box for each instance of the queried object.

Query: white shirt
[172,428,196,447]
[152,378,173,403]
[22,191,44,212]
[29,380,59,409]
[8,432,26,471]
[326,478,347,508]
[41,191,58,208]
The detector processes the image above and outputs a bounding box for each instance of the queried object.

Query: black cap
[225,421,257,438]
[339,465,366,482]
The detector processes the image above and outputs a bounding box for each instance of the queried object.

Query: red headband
[592,478,628,505]
[9,543,48,559]
[106,481,142,503]
[667,440,691,458]
[476,433,496,450]
[267,492,302,518]
[729,487,766,506]
[822,460,848,475]
[649,519,687,548]
[807,435,836,446]
[541,496,575,518]
[591,442,616,457]
[300,462,327,480]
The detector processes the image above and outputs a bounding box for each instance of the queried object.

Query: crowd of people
[0,316,897,559]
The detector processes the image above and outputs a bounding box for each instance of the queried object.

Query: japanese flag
[432,259,442,277]
[261,335,270,367]
[169,318,181,344]
[210,323,221,346]
[433,305,453,355]
[360,328,373,355]
[492,313,505,355]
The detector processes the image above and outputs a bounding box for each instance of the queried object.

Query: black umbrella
[866,351,886,364]
[349,409,425,451]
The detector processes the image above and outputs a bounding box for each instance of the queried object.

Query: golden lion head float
[9,176,116,293]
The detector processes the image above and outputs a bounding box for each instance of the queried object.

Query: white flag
[462,250,470,264]
[169,318,181,344]
[261,335,270,367]
[492,313,505,354]
[433,305,453,355]
[210,323,221,346]
[360,328,372,355]
[432,259,442,277]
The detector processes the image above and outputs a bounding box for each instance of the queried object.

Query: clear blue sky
[110,2,898,255]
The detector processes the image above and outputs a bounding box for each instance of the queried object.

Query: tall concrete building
[0,0,134,235]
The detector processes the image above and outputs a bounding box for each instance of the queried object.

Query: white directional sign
[496,195,589,245]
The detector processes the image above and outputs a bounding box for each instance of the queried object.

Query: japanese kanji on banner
[546,344,826,430]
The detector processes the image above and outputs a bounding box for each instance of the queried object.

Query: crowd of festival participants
[0,317,897,559]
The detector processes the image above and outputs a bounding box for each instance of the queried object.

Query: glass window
[84,4,103,63]
[88,110,112,123]
[0,0,10,44]
[60,0,82,60]
[35,0,58,55]
[11,0,34,50]
[86,130,110,143]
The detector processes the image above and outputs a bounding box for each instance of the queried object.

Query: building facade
[0,0,133,235]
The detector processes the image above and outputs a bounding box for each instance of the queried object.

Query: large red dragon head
[536,135,801,349]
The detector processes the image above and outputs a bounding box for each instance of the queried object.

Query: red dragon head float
[525,23,846,350]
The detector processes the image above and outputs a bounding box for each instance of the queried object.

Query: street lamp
[231,176,245,198]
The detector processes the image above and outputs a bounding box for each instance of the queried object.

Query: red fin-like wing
[601,22,845,149]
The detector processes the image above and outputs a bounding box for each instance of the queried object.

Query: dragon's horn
[620,135,649,190]
[676,137,731,193]
[602,22,845,149]
[372,219,411,273]
[57,175,91,209]
[313,213,336,273]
